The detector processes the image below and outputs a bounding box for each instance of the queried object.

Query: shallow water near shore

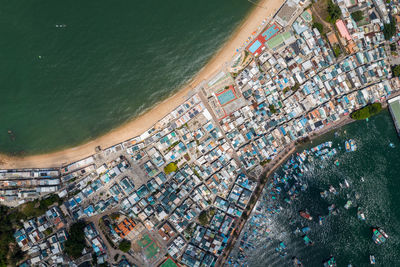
[0,0,254,155]
[229,110,400,266]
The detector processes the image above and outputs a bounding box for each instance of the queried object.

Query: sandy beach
[0,0,285,169]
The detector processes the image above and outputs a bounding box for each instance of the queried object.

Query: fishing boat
[350,139,357,151]
[345,140,351,152]
[299,210,313,221]
[323,256,337,267]
[372,227,388,244]
[357,207,366,220]
[344,200,352,209]
[303,235,314,245]
[292,257,303,266]
[370,255,376,264]
[320,190,328,198]
[329,185,338,195]
[319,215,326,225]
[301,226,310,234]
[389,142,395,148]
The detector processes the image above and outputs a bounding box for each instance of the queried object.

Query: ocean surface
[228,110,400,266]
[0,0,255,155]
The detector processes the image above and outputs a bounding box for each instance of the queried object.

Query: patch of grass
[333,44,342,58]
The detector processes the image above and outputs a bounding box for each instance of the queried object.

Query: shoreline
[220,113,363,265]
[0,0,285,169]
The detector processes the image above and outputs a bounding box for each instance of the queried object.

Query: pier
[388,95,400,137]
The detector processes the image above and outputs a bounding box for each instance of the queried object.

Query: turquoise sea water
[228,110,400,266]
[0,0,255,155]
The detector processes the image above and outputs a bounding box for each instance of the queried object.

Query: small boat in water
[389,142,395,148]
[323,256,337,267]
[344,200,352,209]
[303,235,314,246]
[372,227,388,245]
[357,207,366,221]
[320,190,328,198]
[329,185,338,195]
[292,257,303,266]
[299,210,313,221]
[370,255,376,264]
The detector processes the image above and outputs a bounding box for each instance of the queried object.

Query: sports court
[247,23,280,55]
[137,233,160,260]
[216,86,237,106]
[160,257,179,267]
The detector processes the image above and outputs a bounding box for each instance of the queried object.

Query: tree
[198,211,208,226]
[269,104,277,114]
[351,11,364,22]
[65,221,86,259]
[312,22,324,34]
[383,18,396,40]
[164,162,178,174]
[392,65,400,77]
[327,0,341,23]
[350,103,382,120]
[118,240,131,253]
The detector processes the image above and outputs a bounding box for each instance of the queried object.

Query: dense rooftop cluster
[1,0,400,266]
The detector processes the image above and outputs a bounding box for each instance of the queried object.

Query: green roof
[389,98,400,129]
[160,258,179,267]
[301,10,312,23]
[266,31,293,49]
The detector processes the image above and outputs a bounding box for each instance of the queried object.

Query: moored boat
[370,255,376,264]
[323,256,337,267]
[357,207,366,221]
[299,210,312,221]
[372,227,388,244]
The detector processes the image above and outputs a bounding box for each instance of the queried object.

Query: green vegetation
[164,162,178,174]
[390,43,397,52]
[392,65,400,77]
[20,194,61,219]
[118,239,131,253]
[326,0,341,23]
[383,18,397,40]
[260,159,271,166]
[333,44,342,57]
[44,227,53,236]
[65,221,86,259]
[291,82,300,92]
[198,208,216,226]
[283,87,290,94]
[350,103,382,120]
[350,11,364,22]
[269,104,277,114]
[312,22,324,34]
[0,205,25,267]
[165,141,180,153]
